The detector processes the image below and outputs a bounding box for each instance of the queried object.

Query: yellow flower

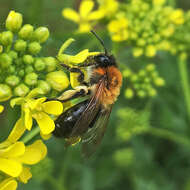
[108,17,129,42]
[98,0,118,16]
[153,0,165,6]
[145,45,157,57]
[57,38,99,88]
[0,105,4,113]
[170,9,184,25]
[62,0,105,33]
[0,138,47,183]
[10,89,63,135]
[0,178,17,190]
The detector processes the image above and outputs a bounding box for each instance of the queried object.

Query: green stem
[178,58,190,118]
[146,127,190,148]
[21,127,40,144]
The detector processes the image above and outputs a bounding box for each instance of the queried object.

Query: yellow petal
[17,140,47,164]
[8,119,26,143]
[28,97,46,110]
[0,179,17,190]
[62,8,79,23]
[0,142,25,158]
[88,10,105,20]
[40,132,52,140]
[69,49,89,64]
[0,158,22,177]
[34,112,55,135]
[18,167,32,183]
[0,105,4,113]
[78,23,91,33]
[80,0,94,18]
[10,97,23,108]
[24,107,33,130]
[42,101,63,115]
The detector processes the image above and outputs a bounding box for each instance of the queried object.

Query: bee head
[94,54,116,67]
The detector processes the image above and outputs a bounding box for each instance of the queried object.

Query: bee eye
[95,55,110,65]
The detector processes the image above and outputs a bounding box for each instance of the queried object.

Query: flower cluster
[0,11,70,103]
[0,10,100,190]
[123,64,165,99]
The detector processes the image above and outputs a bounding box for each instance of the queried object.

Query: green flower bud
[14,83,29,97]
[0,84,12,102]
[25,66,34,74]
[137,90,146,98]
[8,66,16,74]
[25,72,38,85]
[148,88,157,97]
[133,48,143,57]
[123,69,132,78]
[33,27,49,43]
[144,77,151,83]
[138,70,146,77]
[154,77,165,86]
[28,42,41,55]
[131,74,138,82]
[18,24,34,40]
[6,11,23,32]
[14,39,27,52]
[18,69,25,77]
[146,64,155,72]
[37,80,51,94]
[15,57,23,65]
[145,45,157,57]
[125,88,134,99]
[137,39,146,47]
[0,31,13,46]
[0,46,3,53]
[151,71,159,78]
[5,75,20,86]
[0,53,12,68]
[23,55,34,65]
[46,71,69,91]
[8,51,18,60]
[44,57,57,72]
[134,84,140,89]
[34,59,46,71]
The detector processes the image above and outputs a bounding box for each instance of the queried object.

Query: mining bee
[53,31,122,157]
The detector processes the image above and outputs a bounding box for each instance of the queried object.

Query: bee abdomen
[53,100,89,138]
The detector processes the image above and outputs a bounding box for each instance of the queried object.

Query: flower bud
[23,54,34,65]
[14,83,29,97]
[145,45,156,57]
[131,75,138,82]
[34,59,46,71]
[5,75,20,86]
[18,24,34,40]
[15,57,22,65]
[125,88,134,99]
[25,72,38,85]
[28,42,41,55]
[25,66,34,74]
[0,46,3,53]
[133,48,143,57]
[139,70,146,77]
[146,64,155,72]
[0,31,13,46]
[0,84,12,102]
[8,66,16,74]
[46,71,69,91]
[14,39,27,52]
[148,88,157,97]
[123,69,132,78]
[0,53,12,68]
[37,80,51,94]
[154,77,165,86]
[33,27,49,43]
[44,57,57,72]
[6,11,23,32]
[8,51,18,60]
[18,69,25,77]
[137,90,146,98]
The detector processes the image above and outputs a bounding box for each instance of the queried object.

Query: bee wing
[70,80,105,138]
[81,106,112,158]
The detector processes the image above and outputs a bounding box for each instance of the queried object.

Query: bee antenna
[90,30,108,55]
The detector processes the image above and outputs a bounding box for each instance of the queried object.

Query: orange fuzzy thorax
[93,66,122,108]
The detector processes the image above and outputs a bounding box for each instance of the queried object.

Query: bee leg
[60,63,89,86]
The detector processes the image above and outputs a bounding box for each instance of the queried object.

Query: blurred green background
[1,0,190,190]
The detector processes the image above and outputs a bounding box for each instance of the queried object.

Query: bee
[53,31,122,157]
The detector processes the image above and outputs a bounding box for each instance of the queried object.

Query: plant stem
[178,58,190,118]
[22,127,40,144]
